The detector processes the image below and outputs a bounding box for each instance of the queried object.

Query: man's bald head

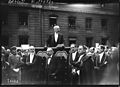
[53,25,60,33]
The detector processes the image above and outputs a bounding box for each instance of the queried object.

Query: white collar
[77,54,85,62]
[72,51,77,60]
[48,55,52,58]
[50,55,52,58]
[99,52,104,62]
[30,53,35,55]
[55,32,58,35]
[99,52,104,56]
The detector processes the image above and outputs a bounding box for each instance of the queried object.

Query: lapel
[52,34,56,43]
[74,52,80,62]
[80,54,87,62]
[70,53,73,61]
[27,54,36,64]
[47,55,53,66]
[32,54,36,64]
[26,55,30,63]
[101,52,106,64]
[94,54,99,67]
[69,52,76,64]
[57,34,60,43]
[69,53,72,63]
[96,55,100,66]
[53,33,60,43]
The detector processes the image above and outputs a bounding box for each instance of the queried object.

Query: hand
[104,61,107,64]
[51,73,56,76]
[94,66,100,70]
[72,69,76,73]
[26,62,31,65]
[56,44,64,47]
[6,62,9,65]
[50,73,56,79]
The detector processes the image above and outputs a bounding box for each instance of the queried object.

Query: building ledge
[1,2,119,16]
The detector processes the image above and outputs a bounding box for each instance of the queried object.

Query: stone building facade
[1,2,119,48]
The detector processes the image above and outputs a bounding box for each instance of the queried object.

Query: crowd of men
[1,25,119,85]
[1,43,119,85]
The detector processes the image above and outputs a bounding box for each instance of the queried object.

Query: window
[86,37,93,47]
[68,16,76,29]
[101,19,107,30]
[19,35,29,46]
[49,15,58,27]
[68,37,76,46]
[24,0,31,3]
[2,14,8,25]
[1,35,9,46]
[85,17,92,30]
[101,38,108,45]
[19,12,28,25]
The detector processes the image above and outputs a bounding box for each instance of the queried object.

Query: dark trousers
[70,73,79,85]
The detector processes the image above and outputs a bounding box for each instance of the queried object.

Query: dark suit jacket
[78,54,94,84]
[47,33,64,47]
[25,54,40,81]
[25,54,39,71]
[69,52,80,67]
[35,56,46,81]
[47,55,67,82]
[8,54,24,79]
[94,52,111,70]
[8,54,23,69]
[93,52,111,83]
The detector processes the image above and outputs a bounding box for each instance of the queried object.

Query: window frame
[19,12,28,26]
[1,35,9,46]
[68,37,77,46]
[101,18,108,30]
[85,17,92,31]
[101,37,108,45]
[18,35,29,46]
[86,37,93,47]
[49,14,58,28]
[68,16,76,29]
[2,14,8,25]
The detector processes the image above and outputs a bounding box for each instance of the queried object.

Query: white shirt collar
[54,32,58,42]
[77,54,85,62]
[99,52,104,62]
[50,55,52,58]
[48,55,52,65]
[72,51,77,61]
[30,53,34,63]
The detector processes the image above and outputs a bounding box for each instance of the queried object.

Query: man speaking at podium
[46,25,64,47]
